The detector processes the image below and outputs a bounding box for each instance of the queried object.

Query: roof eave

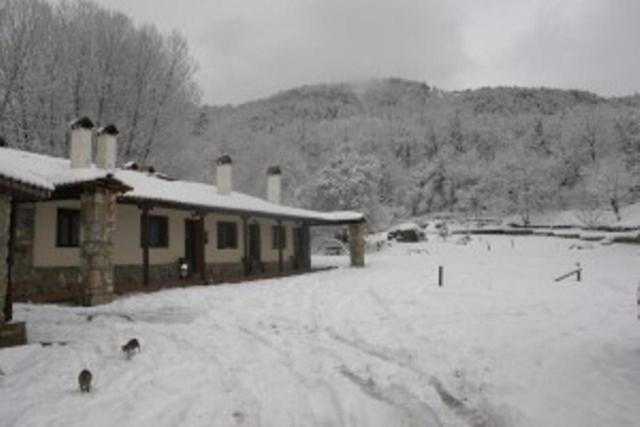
[118,195,365,225]
[0,174,52,199]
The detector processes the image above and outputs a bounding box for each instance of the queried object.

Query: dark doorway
[184,218,205,280]
[248,223,262,274]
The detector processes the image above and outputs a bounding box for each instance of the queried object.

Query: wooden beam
[3,197,17,322]
[242,215,249,277]
[140,204,150,287]
[198,213,206,282]
[277,219,283,274]
[0,178,50,200]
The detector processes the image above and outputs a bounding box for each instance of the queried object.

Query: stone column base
[0,321,27,348]
[82,293,114,307]
[348,222,366,267]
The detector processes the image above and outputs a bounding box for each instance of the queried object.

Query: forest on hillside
[0,0,199,168]
[1,1,639,231]
[184,80,640,230]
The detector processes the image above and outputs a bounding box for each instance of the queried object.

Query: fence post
[576,262,581,282]
[637,282,640,320]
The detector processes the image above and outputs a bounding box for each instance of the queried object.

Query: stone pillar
[0,194,10,325]
[79,188,116,306]
[348,222,366,267]
[302,223,311,271]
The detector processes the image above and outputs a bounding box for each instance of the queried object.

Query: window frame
[140,215,169,248]
[56,208,81,248]
[217,221,238,249]
[272,224,286,250]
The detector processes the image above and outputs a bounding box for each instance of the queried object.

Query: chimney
[216,154,232,195]
[266,166,282,204]
[96,124,118,170]
[69,117,94,168]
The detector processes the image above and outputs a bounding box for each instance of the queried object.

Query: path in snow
[1,236,640,426]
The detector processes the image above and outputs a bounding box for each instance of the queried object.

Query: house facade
[0,118,365,313]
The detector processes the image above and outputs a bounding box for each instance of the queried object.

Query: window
[272,225,286,250]
[140,215,169,248]
[217,221,238,249]
[56,208,80,247]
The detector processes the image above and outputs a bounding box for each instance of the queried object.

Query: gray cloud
[90,0,640,104]
[484,0,640,96]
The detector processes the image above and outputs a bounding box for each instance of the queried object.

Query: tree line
[189,80,640,229]
[1,0,638,231]
[0,0,199,166]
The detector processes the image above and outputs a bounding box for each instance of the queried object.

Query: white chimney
[69,117,94,168]
[96,124,118,170]
[266,166,282,204]
[216,154,232,195]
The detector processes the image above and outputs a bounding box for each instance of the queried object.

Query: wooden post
[576,262,581,282]
[636,283,640,320]
[141,204,150,287]
[302,222,311,271]
[438,266,443,287]
[5,197,16,322]
[277,219,283,274]
[1,196,16,323]
[198,213,206,282]
[242,215,249,276]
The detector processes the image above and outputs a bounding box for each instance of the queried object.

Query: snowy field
[1,236,640,427]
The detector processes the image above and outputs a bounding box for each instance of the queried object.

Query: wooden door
[185,218,205,279]
[248,223,261,273]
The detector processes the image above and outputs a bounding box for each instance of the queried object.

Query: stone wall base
[83,293,114,306]
[13,267,82,303]
[13,259,305,303]
[205,262,244,282]
[0,322,27,348]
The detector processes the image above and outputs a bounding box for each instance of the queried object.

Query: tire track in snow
[327,317,499,427]
[160,326,264,426]
[207,296,352,427]
[339,365,442,427]
[226,281,446,427]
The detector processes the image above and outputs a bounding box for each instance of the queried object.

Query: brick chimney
[266,166,281,204]
[216,154,232,195]
[96,124,118,170]
[69,117,94,168]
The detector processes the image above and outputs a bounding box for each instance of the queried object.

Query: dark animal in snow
[122,338,141,359]
[78,369,92,393]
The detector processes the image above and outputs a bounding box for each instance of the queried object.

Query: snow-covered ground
[1,236,640,427]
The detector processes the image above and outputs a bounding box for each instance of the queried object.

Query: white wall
[33,200,299,268]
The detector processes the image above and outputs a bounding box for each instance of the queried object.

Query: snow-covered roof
[0,147,364,224]
[0,147,121,190]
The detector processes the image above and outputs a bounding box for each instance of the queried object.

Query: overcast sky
[92,0,640,105]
